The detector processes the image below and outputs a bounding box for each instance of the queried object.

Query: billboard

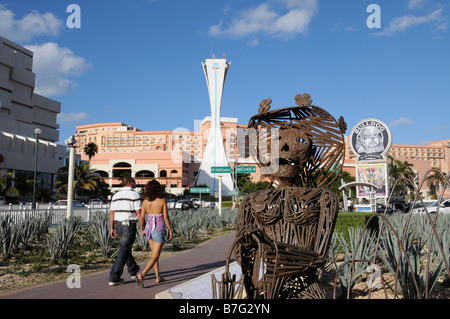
[350,118,392,162]
[356,163,388,198]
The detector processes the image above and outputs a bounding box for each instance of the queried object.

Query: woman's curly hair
[144,180,165,201]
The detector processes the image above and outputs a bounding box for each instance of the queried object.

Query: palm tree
[84,142,98,163]
[329,170,355,201]
[388,155,416,199]
[55,162,99,198]
[0,169,19,198]
[425,167,447,199]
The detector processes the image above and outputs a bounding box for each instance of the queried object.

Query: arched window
[94,170,109,177]
[160,170,167,177]
[136,170,155,177]
[112,162,132,177]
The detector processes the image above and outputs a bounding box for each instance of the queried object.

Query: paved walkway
[0,232,236,299]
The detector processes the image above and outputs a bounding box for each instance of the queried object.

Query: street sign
[190,187,210,193]
[211,166,232,173]
[235,166,256,173]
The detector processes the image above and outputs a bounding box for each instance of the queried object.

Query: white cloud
[408,0,429,10]
[0,4,63,42]
[432,125,448,130]
[376,8,444,36]
[390,117,413,127]
[25,42,92,96]
[57,112,88,123]
[209,0,318,40]
[247,38,261,47]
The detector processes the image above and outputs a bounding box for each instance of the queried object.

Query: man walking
[109,176,142,286]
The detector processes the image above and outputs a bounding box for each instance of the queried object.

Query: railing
[0,203,110,211]
[0,205,110,225]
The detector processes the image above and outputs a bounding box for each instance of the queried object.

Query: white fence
[0,205,110,225]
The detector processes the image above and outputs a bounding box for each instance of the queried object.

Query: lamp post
[32,128,42,209]
[65,135,77,218]
[169,172,172,200]
[218,175,222,216]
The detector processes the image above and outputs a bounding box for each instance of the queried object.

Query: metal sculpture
[212,93,347,299]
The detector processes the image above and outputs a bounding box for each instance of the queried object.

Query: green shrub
[334,212,379,245]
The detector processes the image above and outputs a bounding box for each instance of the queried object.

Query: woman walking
[137,180,173,288]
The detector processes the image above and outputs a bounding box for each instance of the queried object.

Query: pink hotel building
[75,117,259,193]
[75,120,450,196]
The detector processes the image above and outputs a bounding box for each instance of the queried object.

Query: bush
[334,212,379,244]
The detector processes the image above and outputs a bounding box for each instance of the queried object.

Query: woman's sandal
[137,274,145,288]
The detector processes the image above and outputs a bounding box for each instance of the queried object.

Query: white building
[0,36,67,194]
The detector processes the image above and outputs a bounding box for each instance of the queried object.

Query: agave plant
[379,214,444,299]
[89,212,117,258]
[19,217,40,250]
[135,219,149,251]
[0,215,21,258]
[47,216,83,261]
[332,227,378,296]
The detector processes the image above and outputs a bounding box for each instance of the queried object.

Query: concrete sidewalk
[0,232,236,299]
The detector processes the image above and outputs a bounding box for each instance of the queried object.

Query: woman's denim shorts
[146,229,166,243]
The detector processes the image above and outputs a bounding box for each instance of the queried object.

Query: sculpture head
[272,128,312,186]
[247,93,346,188]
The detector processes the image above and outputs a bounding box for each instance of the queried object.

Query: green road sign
[211,166,232,173]
[235,166,256,173]
[190,187,210,193]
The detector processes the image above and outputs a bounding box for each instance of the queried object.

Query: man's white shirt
[110,186,142,221]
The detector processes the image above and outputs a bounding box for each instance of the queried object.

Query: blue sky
[1,0,449,146]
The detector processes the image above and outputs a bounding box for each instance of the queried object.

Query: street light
[65,135,77,218]
[169,172,172,200]
[32,128,42,209]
